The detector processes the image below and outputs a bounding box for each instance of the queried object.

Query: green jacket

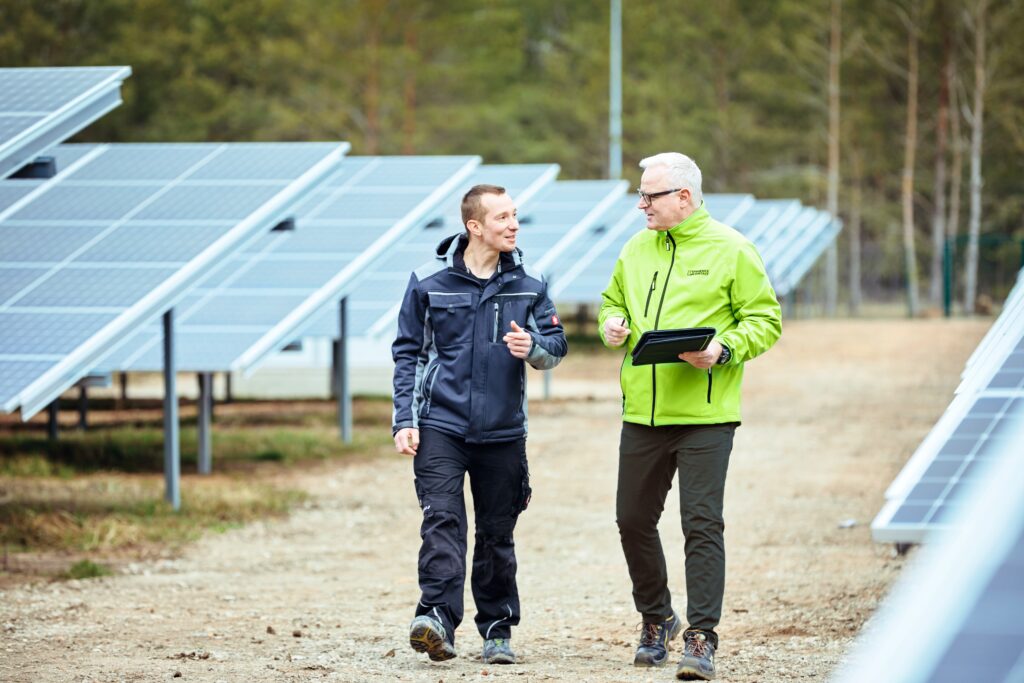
[598,204,782,426]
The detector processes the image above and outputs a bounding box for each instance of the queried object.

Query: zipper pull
[493,301,500,342]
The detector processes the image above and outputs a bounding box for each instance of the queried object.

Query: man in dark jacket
[392,184,567,665]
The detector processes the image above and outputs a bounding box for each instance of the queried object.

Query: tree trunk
[930,6,951,309]
[946,33,962,250]
[825,0,841,316]
[901,0,921,317]
[848,148,863,316]
[363,0,382,155]
[963,0,987,316]
[401,22,418,155]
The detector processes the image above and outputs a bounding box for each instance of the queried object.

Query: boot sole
[483,653,517,665]
[410,622,457,662]
[676,660,714,680]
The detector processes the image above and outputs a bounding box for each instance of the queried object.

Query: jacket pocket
[428,291,473,347]
[481,344,525,433]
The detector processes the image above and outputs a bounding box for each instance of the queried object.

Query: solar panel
[98,155,482,373]
[835,406,1024,683]
[873,291,1024,543]
[0,141,348,416]
[298,164,562,340]
[0,67,131,179]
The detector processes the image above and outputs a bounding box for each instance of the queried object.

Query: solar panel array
[873,268,1024,543]
[298,164,564,340]
[0,67,131,179]
[836,404,1024,683]
[96,155,481,372]
[544,194,839,304]
[0,141,348,417]
[354,177,628,341]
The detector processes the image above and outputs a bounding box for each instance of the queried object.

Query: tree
[899,0,923,317]
[963,0,988,315]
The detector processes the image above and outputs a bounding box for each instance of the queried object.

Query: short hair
[461,184,506,227]
[639,153,703,205]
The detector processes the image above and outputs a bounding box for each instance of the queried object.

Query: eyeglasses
[636,187,682,208]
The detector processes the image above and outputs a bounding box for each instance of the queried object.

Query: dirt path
[0,319,988,682]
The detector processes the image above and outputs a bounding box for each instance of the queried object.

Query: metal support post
[78,386,88,430]
[197,372,213,475]
[608,0,622,180]
[47,400,58,441]
[337,298,352,443]
[162,309,181,511]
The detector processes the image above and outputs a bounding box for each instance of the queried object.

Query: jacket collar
[436,233,523,273]
[665,202,711,243]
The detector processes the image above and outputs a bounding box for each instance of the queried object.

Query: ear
[466,219,482,237]
[679,188,692,206]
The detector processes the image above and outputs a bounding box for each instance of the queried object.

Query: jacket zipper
[422,361,440,416]
[643,271,659,317]
[706,368,712,404]
[650,232,677,426]
[492,301,500,342]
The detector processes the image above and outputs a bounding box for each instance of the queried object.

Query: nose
[637,196,648,210]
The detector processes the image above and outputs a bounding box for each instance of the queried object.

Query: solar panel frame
[0,67,131,179]
[0,141,349,417]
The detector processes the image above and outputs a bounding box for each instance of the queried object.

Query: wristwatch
[716,344,732,365]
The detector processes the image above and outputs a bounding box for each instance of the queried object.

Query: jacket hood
[436,232,524,271]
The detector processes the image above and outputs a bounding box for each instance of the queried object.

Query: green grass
[61,559,111,580]
[0,398,393,566]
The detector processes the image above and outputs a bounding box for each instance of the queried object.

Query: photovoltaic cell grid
[98,155,481,372]
[0,141,347,416]
[958,269,1024,395]
[836,407,1024,683]
[873,287,1024,543]
[298,164,562,340]
[0,67,131,179]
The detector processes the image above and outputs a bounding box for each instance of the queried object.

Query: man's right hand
[394,427,420,456]
[603,317,631,347]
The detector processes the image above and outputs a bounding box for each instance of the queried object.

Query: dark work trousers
[616,421,736,646]
[412,427,530,645]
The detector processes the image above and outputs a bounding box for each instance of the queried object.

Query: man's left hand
[680,340,723,369]
[503,320,533,359]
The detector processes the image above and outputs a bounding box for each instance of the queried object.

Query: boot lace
[638,623,660,647]
[685,633,708,658]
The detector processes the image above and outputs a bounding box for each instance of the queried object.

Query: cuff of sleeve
[392,421,415,436]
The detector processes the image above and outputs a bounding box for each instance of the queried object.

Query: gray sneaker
[676,629,716,680]
[482,637,516,664]
[409,615,457,661]
[634,610,682,667]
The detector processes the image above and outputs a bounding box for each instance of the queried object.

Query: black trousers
[616,421,735,645]
[412,428,530,644]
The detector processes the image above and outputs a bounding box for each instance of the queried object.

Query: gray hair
[639,152,703,205]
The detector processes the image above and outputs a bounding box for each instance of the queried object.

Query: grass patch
[0,398,392,568]
[61,559,111,580]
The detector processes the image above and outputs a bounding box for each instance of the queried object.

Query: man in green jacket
[599,152,782,681]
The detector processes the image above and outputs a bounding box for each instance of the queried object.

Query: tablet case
[630,327,716,366]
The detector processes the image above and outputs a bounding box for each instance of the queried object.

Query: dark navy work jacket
[392,234,568,443]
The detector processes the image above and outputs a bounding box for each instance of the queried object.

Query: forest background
[2,0,1022,315]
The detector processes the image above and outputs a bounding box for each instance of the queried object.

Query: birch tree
[963,0,988,315]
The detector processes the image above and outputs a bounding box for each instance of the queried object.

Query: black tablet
[630,327,716,366]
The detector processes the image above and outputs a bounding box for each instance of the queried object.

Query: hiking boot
[676,629,716,680]
[633,610,682,667]
[409,615,457,661]
[482,637,516,664]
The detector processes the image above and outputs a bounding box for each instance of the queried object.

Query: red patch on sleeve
[551,315,560,326]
